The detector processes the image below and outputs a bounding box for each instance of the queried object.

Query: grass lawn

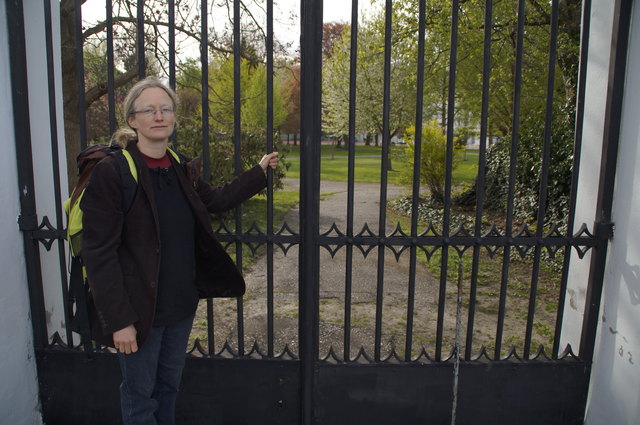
[211,190,300,267]
[282,143,479,186]
[212,190,300,233]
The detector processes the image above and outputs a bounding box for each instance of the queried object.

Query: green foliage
[175,57,289,190]
[402,121,464,202]
[483,103,575,227]
[322,14,418,141]
[83,45,140,145]
[241,67,289,137]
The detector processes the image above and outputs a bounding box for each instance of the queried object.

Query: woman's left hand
[259,152,279,174]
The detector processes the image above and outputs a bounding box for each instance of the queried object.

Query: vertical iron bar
[579,0,632,364]
[344,0,359,362]
[7,0,49,350]
[465,0,492,361]
[451,262,464,424]
[136,0,144,78]
[435,0,459,362]
[374,0,393,363]
[405,0,427,362]
[266,0,275,358]
[168,0,176,89]
[44,0,73,346]
[106,0,116,135]
[200,0,214,356]
[299,0,323,421]
[74,0,87,150]
[494,0,525,360]
[205,301,214,356]
[233,0,245,357]
[168,0,177,146]
[553,0,592,359]
[524,0,559,360]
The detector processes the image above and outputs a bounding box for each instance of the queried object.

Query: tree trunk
[60,0,81,192]
[557,0,582,104]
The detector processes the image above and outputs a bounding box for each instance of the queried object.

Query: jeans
[118,313,194,425]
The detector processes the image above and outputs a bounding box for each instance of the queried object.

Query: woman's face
[127,87,176,145]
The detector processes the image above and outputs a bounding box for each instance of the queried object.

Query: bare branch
[85,68,138,106]
[83,16,235,56]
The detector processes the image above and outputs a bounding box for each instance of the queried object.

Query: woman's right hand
[259,152,279,174]
[113,324,138,354]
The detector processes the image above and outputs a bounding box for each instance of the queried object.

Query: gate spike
[558,344,578,360]
[472,346,492,362]
[276,221,299,236]
[532,345,551,361]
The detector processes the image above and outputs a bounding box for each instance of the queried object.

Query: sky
[81,0,378,57]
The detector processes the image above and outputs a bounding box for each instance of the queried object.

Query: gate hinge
[593,221,615,240]
[18,214,38,231]
[18,214,66,239]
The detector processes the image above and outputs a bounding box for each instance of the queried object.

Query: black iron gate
[6,0,634,423]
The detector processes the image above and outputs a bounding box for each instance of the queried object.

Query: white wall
[561,0,615,352]
[583,1,640,423]
[1,0,68,423]
[0,3,43,424]
[23,0,69,342]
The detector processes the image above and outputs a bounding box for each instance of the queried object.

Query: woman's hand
[259,152,279,175]
[113,324,138,354]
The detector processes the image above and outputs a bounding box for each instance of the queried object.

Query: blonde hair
[111,76,179,148]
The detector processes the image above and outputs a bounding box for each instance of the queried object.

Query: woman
[81,76,278,425]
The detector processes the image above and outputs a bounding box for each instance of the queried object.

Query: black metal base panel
[38,350,587,425]
[314,362,588,425]
[37,350,300,425]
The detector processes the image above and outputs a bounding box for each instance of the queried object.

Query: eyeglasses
[130,107,175,117]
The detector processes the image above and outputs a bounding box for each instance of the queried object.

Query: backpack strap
[69,256,92,343]
[113,149,138,213]
[120,149,138,182]
[167,147,181,164]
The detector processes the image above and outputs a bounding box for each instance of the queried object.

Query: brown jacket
[80,144,266,347]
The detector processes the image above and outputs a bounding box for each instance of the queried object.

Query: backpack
[64,144,193,345]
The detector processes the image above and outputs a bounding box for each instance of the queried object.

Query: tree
[322,22,346,58]
[60,0,291,190]
[322,13,418,144]
[280,64,300,145]
[391,0,582,138]
[175,56,289,188]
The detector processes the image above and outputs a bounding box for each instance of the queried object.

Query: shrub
[480,104,574,228]
[402,120,464,203]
